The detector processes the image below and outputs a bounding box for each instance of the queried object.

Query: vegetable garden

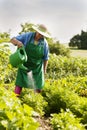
[1,30,87,129]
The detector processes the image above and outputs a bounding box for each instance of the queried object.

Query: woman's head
[35,31,44,41]
[32,24,51,38]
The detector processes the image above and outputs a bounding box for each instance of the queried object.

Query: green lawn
[70,49,87,58]
[64,43,87,58]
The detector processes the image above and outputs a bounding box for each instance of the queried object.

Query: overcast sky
[0,0,87,43]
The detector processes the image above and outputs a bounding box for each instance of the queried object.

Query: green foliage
[0,32,10,43]
[0,87,39,130]
[80,31,87,49]
[42,77,87,127]
[47,54,87,79]
[20,89,48,116]
[1,75,87,129]
[69,34,80,48]
[1,27,87,129]
[0,44,16,84]
[69,30,87,49]
[58,75,87,96]
[19,22,36,34]
[48,38,70,57]
[51,109,85,130]
[42,79,66,116]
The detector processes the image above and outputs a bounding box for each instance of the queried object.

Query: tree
[19,22,35,34]
[69,30,87,49]
[69,34,81,48]
[80,30,87,49]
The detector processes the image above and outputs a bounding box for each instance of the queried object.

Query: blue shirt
[15,32,49,60]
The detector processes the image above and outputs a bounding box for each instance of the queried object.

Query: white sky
[0,0,87,43]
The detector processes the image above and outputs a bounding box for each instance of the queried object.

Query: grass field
[70,48,87,58]
[64,43,87,58]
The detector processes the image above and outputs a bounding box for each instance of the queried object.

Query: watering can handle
[18,45,27,62]
[18,64,28,71]
[18,46,28,70]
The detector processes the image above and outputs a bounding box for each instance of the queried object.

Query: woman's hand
[10,38,23,48]
[17,41,23,48]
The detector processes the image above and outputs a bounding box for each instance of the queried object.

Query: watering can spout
[9,46,28,70]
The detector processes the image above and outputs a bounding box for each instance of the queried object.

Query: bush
[48,39,70,57]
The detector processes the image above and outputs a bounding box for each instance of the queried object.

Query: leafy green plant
[20,89,48,116]
[0,44,16,84]
[47,54,87,79]
[51,109,85,130]
[0,87,39,130]
[42,77,87,126]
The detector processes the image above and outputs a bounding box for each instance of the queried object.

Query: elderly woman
[10,24,51,96]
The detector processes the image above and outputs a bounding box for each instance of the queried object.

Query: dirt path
[35,116,53,130]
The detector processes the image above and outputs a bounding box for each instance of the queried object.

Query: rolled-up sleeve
[15,32,33,46]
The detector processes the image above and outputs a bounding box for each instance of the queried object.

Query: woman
[10,24,51,95]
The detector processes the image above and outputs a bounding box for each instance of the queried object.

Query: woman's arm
[44,60,48,74]
[10,38,23,48]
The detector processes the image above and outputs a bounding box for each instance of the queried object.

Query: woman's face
[35,32,44,41]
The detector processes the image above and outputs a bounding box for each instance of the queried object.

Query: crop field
[1,41,87,129]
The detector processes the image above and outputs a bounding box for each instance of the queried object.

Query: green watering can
[9,46,28,70]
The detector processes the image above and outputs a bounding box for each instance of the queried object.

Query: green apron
[15,35,44,90]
